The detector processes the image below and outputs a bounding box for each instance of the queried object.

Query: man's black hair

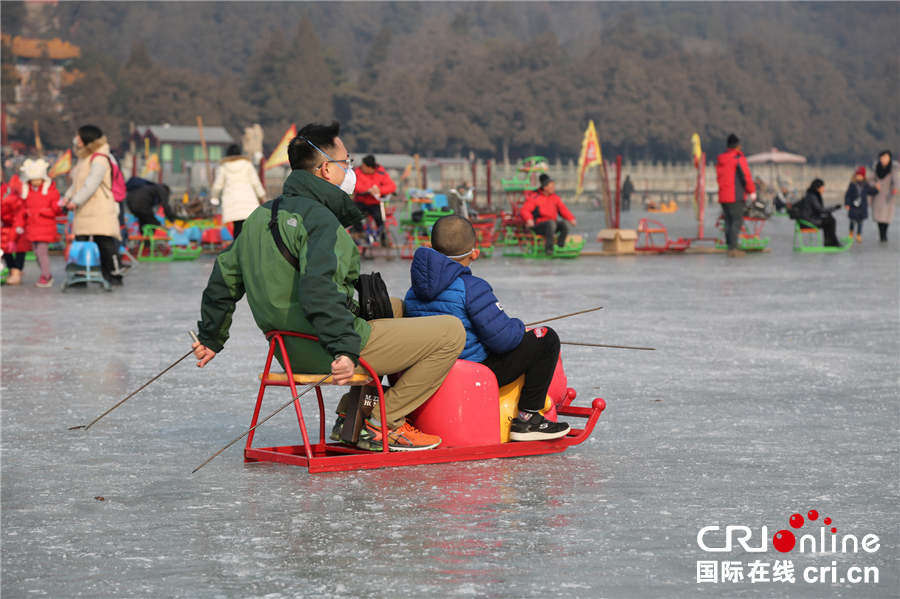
[362,154,376,168]
[78,125,103,145]
[431,215,476,258]
[288,121,341,172]
[226,144,241,157]
[726,133,740,149]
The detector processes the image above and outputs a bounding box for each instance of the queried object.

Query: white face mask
[338,165,356,196]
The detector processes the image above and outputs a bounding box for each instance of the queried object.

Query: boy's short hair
[431,215,476,258]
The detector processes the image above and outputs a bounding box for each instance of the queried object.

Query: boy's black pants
[481,326,560,412]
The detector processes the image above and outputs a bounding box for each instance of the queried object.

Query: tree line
[4,7,897,164]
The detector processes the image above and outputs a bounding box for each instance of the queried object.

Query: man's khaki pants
[336,298,465,429]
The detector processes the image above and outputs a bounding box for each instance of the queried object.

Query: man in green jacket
[192,122,464,451]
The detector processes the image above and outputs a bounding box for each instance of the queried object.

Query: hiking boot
[329,414,345,442]
[856,233,862,243]
[727,249,746,257]
[357,419,441,452]
[34,276,53,288]
[509,413,570,442]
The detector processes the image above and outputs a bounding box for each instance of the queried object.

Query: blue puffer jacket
[405,247,525,362]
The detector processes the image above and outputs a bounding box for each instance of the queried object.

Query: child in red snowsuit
[1,174,29,286]
[18,158,62,287]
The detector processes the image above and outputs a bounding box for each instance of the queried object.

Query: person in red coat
[352,154,396,231]
[1,174,29,286]
[19,158,62,287]
[521,174,578,256]
[715,134,757,257]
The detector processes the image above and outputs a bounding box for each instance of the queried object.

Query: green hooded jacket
[197,169,368,373]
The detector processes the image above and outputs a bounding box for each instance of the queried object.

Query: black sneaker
[509,413,570,441]
[329,415,345,442]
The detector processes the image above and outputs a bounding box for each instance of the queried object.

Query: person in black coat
[844,167,876,243]
[621,176,634,212]
[798,179,842,247]
[125,177,175,231]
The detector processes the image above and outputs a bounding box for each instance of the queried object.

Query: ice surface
[2,206,898,598]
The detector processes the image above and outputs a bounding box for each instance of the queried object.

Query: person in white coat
[210,144,266,239]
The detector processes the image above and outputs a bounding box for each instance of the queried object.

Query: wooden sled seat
[259,372,372,385]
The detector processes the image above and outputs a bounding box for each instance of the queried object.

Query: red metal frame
[635,218,691,252]
[714,215,767,242]
[245,331,607,473]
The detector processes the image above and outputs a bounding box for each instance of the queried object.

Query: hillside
[2,1,897,163]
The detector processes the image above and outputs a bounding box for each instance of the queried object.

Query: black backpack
[269,198,393,321]
[354,273,393,320]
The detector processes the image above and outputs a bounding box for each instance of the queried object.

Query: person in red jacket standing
[19,158,62,287]
[352,154,396,233]
[715,134,757,257]
[521,174,577,256]
[1,173,29,285]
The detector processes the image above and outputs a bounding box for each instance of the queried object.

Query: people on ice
[844,167,876,243]
[209,144,267,241]
[352,154,396,234]
[797,178,843,247]
[125,177,176,233]
[870,150,898,243]
[59,125,125,286]
[715,133,757,258]
[1,172,28,286]
[17,158,62,287]
[521,173,577,257]
[404,215,570,441]
[191,121,464,452]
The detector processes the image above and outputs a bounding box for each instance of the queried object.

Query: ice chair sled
[793,219,852,253]
[636,218,691,253]
[243,331,606,473]
[137,225,174,261]
[61,240,111,292]
[171,227,203,260]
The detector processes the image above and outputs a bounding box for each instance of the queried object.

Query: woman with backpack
[60,125,124,286]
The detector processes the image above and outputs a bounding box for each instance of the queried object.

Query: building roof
[1,34,81,60]
[135,125,235,145]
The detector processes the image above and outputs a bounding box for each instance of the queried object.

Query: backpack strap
[269,197,362,318]
[89,152,115,197]
[268,197,301,271]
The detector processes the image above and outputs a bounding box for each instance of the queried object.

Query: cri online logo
[698,510,881,554]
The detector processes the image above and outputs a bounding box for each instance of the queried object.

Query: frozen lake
[2,206,898,598]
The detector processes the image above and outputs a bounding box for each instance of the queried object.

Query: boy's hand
[525,219,535,228]
[569,218,577,226]
[331,355,355,385]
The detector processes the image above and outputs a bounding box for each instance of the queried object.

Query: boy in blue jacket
[405,215,570,441]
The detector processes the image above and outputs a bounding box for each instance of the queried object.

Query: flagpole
[197,116,212,189]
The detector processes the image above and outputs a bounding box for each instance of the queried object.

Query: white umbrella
[746,147,807,164]
[746,148,807,187]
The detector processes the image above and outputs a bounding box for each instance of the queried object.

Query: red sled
[243,331,607,473]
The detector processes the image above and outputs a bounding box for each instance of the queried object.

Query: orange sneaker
[358,420,441,452]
